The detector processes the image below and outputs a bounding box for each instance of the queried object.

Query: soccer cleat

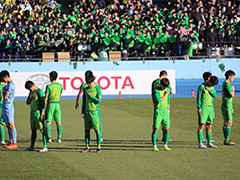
[199,143,207,149]
[164,146,171,151]
[153,147,159,152]
[57,138,62,143]
[5,143,18,149]
[1,140,6,145]
[39,147,48,152]
[47,139,52,143]
[207,143,217,148]
[96,148,101,153]
[24,147,35,151]
[224,141,235,145]
[4,142,12,147]
[82,148,90,153]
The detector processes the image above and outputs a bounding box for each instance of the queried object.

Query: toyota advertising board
[11,70,175,97]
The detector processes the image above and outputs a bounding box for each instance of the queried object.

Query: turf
[0,97,240,180]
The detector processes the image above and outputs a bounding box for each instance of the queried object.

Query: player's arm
[38,90,45,121]
[75,90,83,109]
[26,92,34,105]
[81,90,86,118]
[44,85,49,104]
[226,83,234,97]
[87,87,102,103]
[208,86,217,98]
[197,85,203,115]
[4,92,10,100]
[4,82,14,100]
[168,84,173,94]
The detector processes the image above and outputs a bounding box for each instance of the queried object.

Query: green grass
[1,97,240,180]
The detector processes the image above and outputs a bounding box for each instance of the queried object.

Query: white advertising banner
[11,70,175,97]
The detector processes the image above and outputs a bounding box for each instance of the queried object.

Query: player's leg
[82,112,91,153]
[152,109,161,151]
[222,104,234,145]
[45,104,54,142]
[162,109,171,151]
[92,111,101,153]
[97,107,103,141]
[206,107,217,148]
[53,104,62,142]
[0,105,5,144]
[39,120,48,152]
[198,107,207,149]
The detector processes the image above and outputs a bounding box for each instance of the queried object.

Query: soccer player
[151,78,171,151]
[75,70,103,141]
[81,74,102,153]
[0,70,17,149]
[151,70,173,142]
[222,70,236,145]
[24,81,48,152]
[0,74,6,145]
[45,71,63,143]
[197,75,218,149]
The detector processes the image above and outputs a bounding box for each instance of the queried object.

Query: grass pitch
[0,97,240,180]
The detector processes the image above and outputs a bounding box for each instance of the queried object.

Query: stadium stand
[0,0,240,61]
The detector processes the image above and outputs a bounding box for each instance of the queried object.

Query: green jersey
[45,81,63,103]
[26,88,45,111]
[82,84,102,114]
[80,82,100,92]
[151,78,171,107]
[197,83,217,110]
[0,82,6,105]
[222,81,233,105]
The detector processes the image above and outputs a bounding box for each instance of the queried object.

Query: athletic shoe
[82,148,90,153]
[5,143,18,149]
[39,147,48,152]
[4,142,12,147]
[224,141,235,145]
[1,140,5,145]
[207,143,217,148]
[57,138,62,143]
[24,147,35,151]
[164,146,171,151]
[199,143,207,149]
[96,148,101,153]
[47,139,52,143]
[153,147,159,152]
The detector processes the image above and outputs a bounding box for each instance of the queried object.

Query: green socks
[43,133,47,148]
[100,123,103,138]
[207,132,212,143]
[96,131,101,148]
[0,126,5,141]
[57,124,62,139]
[225,125,231,142]
[198,131,203,143]
[31,132,37,148]
[152,129,159,146]
[85,131,90,148]
[164,128,170,146]
[46,123,51,139]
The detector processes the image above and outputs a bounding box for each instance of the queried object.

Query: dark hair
[85,70,93,78]
[202,72,212,81]
[160,70,167,77]
[161,78,170,88]
[25,80,34,90]
[0,70,10,78]
[49,71,58,80]
[225,70,236,79]
[209,76,218,86]
[86,75,95,84]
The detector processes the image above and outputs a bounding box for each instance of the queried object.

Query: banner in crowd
[11,70,176,97]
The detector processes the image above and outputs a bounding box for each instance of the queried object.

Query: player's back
[46,82,63,103]
[2,81,15,105]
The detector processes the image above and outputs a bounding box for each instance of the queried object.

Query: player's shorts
[221,103,233,122]
[0,105,6,125]
[45,103,61,123]
[30,110,43,130]
[84,111,100,130]
[153,108,170,129]
[2,104,14,124]
[199,105,214,125]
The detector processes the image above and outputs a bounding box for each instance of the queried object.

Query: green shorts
[84,111,100,130]
[153,108,170,129]
[0,105,6,125]
[30,110,43,130]
[45,103,62,123]
[199,105,215,125]
[221,103,233,122]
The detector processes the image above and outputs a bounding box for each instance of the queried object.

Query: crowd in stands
[0,0,240,61]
